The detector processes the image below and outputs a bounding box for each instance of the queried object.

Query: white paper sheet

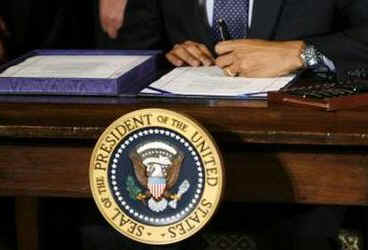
[147,66,295,97]
[140,88,162,94]
[0,55,151,79]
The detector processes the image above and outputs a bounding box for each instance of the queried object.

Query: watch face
[309,56,319,66]
[304,46,322,69]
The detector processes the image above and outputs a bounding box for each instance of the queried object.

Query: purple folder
[0,50,161,96]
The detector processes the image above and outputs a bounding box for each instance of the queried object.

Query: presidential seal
[90,109,224,245]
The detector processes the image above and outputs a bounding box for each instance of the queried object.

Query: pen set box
[0,50,161,96]
[268,80,368,111]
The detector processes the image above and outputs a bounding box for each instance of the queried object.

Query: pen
[217,19,235,77]
[217,19,231,41]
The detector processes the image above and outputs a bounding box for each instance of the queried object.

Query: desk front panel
[1,97,368,205]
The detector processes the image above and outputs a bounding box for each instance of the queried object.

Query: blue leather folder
[0,50,160,96]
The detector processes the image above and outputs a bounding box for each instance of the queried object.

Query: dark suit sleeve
[304,0,368,80]
[94,0,165,50]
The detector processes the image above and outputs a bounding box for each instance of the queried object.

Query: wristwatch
[300,45,323,69]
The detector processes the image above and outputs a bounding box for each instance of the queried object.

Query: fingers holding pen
[215,52,241,77]
[215,52,234,68]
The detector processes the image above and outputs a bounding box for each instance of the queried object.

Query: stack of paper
[142,66,296,98]
[0,55,151,79]
[0,50,159,96]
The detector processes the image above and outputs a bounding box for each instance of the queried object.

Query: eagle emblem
[128,141,189,212]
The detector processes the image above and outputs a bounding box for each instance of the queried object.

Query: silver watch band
[300,45,322,69]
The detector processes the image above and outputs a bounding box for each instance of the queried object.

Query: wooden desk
[1,95,368,249]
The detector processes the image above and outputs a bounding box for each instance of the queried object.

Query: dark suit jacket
[159,0,368,80]
[93,0,165,50]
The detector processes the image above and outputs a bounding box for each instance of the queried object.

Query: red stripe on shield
[148,183,166,200]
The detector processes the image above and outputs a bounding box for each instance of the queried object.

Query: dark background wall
[1,0,95,59]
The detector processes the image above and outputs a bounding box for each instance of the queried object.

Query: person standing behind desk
[162,0,368,80]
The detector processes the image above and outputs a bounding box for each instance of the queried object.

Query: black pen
[217,19,235,76]
[217,19,231,41]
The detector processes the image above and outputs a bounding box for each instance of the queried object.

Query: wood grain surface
[1,99,368,145]
[1,142,367,205]
[1,97,368,205]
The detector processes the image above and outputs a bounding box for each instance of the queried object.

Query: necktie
[212,0,249,41]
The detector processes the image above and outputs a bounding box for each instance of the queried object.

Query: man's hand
[166,41,215,67]
[215,39,306,77]
[99,0,128,39]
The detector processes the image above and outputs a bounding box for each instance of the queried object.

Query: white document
[0,55,151,79]
[140,88,163,94]
[146,66,295,97]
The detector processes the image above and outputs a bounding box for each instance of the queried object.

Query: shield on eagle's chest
[148,177,166,200]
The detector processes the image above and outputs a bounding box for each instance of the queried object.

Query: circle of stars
[110,129,204,225]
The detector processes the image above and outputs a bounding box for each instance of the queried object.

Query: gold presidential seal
[90,109,224,245]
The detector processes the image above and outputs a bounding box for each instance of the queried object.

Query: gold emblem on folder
[90,109,224,245]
